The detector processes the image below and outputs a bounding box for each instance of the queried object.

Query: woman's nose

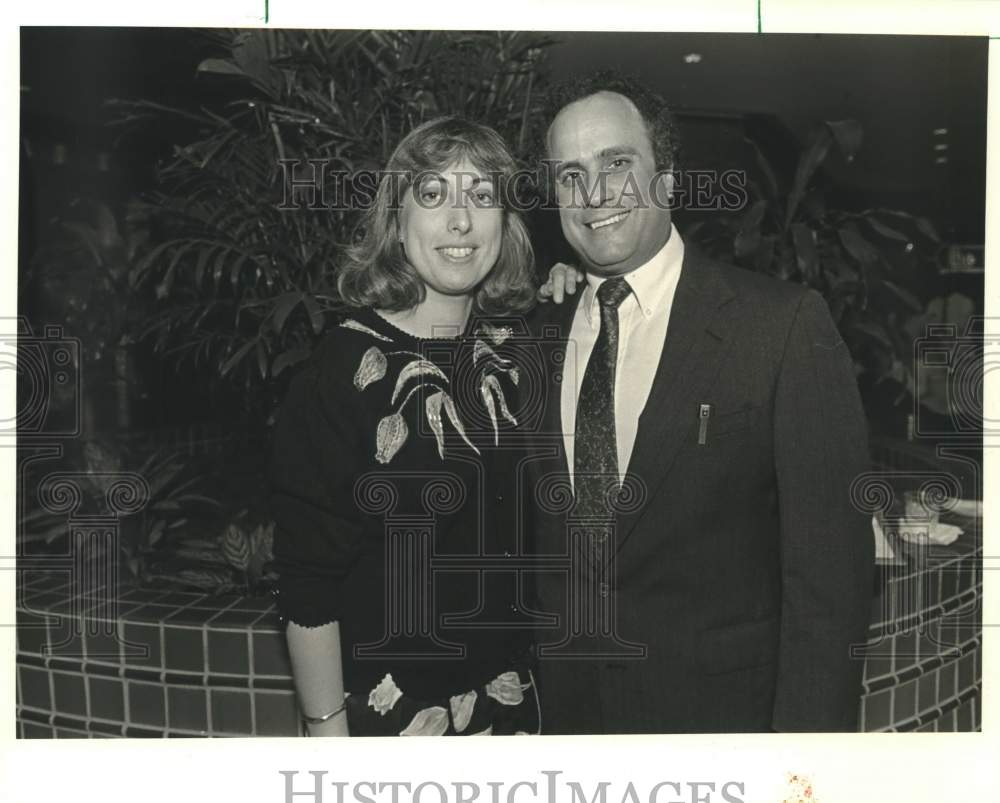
[448,204,472,234]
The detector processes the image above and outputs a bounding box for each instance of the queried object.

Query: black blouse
[269,307,536,699]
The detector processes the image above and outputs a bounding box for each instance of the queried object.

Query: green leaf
[866,218,910,243]
[791,223,819,279]
[881,279,924,313]
[825,119,863,162]
[734,199,767,259]
[302,295,325,335]
[272,291,304,334]
[197,58,248,77]
[220,339,256,377]
[785,127,832,228]
[915,217,941,243]
[272,347,311,377]
[838,224,879,265]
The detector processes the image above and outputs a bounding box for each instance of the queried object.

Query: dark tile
[163,626,205,673]
[90,720,124,737]
[17,720,23,739]
[83,622,123,663]
[156,592,208,609]
[118,588,168,604]
[19,666,51,711]
[939,660,958,701]
[16,619,49,655]
[123,667,162,684]
[253,610,283,634]
[230,596,276,613]
[46,618,85,660]
[189,595,239,611]
[253,691,300,736]
[55,728,88,738]
[957,652,977,694]
[207,675,249,688]
[122,623,161,668]
[21,592,66,615]
[955,700,974,732]
[938,708,957,732]
[918,672,938,714]
[51,672,86,717]
[208,630,249,675]
[88,677,124,722]
[862,688,893,732]
[974,690,982,730]
[252,631,291,677]
[252,677,295,691]
[163,671,203,686]
[22,723,53,738]
[206,610,261,628]
[164,606,217,626]
[126,604,184,625]
[916,721,936,733]
[893,679,918,724]
[168,686,208,733]
[893,630,918,672]
[125,726,163,737]
[940,566,959,603]
[863,656,894,683]
[211,689,252,734]
[127,681,165,727]
[82,662,121,679]
[20,707,51,725]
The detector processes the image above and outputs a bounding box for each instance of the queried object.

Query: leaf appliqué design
[353,346,387,390]
[375,413,408,464]
[340,318,394,342]
[391,359,448,404]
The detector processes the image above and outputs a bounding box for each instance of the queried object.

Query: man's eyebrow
[596,145,641,160]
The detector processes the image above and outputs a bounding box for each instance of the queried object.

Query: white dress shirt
[561,224,685,485]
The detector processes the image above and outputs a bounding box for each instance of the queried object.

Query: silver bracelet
[302,702,347,726]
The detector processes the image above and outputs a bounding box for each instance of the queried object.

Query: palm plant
[110,30,553,417]
[688,119,942,389]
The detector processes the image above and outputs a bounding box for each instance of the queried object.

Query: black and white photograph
[10,20,988,753]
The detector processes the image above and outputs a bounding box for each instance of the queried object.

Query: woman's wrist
[306,708,349,737]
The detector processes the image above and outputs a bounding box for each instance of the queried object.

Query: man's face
[547,91,673,276]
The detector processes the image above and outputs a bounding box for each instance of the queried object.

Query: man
[526,73,874,733]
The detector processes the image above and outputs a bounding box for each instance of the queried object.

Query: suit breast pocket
[708,404,759,439]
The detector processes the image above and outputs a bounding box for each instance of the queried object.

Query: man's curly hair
[541,70,680,173]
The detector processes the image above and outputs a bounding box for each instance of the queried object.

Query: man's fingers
[536,281,554,303]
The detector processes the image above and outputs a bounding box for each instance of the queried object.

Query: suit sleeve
[771,289,875,731]
[269,356,365,629]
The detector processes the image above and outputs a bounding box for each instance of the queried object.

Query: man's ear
[651,170,674,209]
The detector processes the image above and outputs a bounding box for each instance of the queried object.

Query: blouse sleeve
[269,349,365,628]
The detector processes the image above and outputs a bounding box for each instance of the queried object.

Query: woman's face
[398,158,504,300]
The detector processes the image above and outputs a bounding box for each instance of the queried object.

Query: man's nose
[448,204,472,234]
[583,172,613,208]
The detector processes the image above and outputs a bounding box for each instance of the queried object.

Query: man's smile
[585,210,631,231]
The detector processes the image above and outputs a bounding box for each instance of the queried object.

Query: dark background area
[18,29,988,437]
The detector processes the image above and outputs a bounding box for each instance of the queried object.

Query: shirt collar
[582,223,685,326]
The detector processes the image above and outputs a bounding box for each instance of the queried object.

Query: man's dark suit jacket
[525,246,875,733]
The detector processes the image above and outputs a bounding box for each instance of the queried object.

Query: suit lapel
[614,250,737,554]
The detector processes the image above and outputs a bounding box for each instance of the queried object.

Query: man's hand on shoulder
[537,263,585,304]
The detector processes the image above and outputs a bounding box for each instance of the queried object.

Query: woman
[270,117,541,736]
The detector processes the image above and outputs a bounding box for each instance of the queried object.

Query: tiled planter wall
[860,547,982,732]
[16,573,302,738]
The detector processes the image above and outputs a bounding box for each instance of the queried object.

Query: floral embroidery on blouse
[360,671,532,736]
[342,317,520,464]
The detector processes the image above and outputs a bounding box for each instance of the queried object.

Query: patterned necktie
[573,276,633,519]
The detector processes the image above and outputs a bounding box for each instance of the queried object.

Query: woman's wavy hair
[339,117,536,316]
